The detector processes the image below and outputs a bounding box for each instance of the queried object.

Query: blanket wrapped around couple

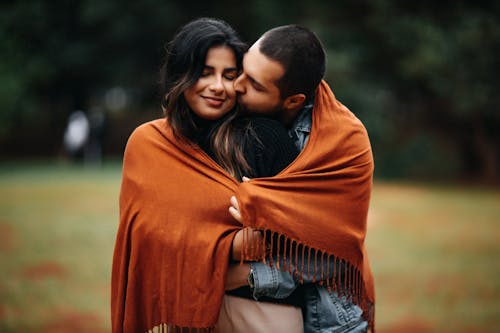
[111,80,375,333]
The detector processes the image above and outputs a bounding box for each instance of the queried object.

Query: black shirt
[241,116,299,177]
[198,115,304,307]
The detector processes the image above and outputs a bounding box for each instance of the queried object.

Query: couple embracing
[111,17,375,333]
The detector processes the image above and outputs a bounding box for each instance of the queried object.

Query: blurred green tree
[311,0,499,181]
[0,0,498,182]
[0,0,185,154]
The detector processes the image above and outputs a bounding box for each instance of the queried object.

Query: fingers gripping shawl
[236,81,376,328]
[111,119,241,333]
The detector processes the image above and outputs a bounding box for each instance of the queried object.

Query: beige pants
[216,295,304,333]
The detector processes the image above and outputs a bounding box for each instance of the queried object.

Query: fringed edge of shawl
[240,227,375,331]
[146,323,215,333]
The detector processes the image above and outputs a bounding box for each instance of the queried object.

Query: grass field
[0,162,499,332]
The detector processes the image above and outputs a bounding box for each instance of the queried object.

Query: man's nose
[234,74,246,94]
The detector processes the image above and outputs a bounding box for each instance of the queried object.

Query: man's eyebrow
[247,75,266,91]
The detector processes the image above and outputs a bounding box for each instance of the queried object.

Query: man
[225,25,375,332]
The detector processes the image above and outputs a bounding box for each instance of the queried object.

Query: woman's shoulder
[130,118,166,137]
[125,118,167,148]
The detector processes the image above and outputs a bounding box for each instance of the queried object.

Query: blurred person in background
[63,108,106,165]
[63,110,89,162]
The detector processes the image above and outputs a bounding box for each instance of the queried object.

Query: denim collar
[288,97,314,151]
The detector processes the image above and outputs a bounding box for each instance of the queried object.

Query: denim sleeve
[250,260,299,299]
[303,285,368,333]
[250,253,345,299]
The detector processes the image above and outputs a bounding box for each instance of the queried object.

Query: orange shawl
[237,80,375,327]
[111,80,375,332]
[111,119,241,332]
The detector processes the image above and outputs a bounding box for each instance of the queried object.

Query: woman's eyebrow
[203,65,238,71]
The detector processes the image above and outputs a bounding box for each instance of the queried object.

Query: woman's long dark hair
[159,17,254,179]
[210,111,262,180]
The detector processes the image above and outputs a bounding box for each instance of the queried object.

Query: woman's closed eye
[200,67,237,80]
[223,69,238,81]
[201,68,213,77]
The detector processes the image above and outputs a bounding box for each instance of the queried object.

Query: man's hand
[225,263,251,291]
[231,227,264,261]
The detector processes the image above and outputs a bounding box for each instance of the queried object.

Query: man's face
[233,42,285,116]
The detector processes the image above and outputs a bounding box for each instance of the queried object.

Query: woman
[111,17,303,333]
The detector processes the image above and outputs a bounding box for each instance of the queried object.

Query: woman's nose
[209,77,224,93]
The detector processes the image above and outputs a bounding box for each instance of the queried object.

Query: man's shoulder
[246,116,286,130]
[240,116,297,153]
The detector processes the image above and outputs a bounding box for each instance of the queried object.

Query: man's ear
[283,93,306,111]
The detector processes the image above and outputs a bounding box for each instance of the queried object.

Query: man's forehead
[243,44,284,84]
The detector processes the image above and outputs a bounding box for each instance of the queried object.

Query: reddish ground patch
[40,310,107,333]
[0,222,16,251]
[21,261,67,280]
[382,318,434,333]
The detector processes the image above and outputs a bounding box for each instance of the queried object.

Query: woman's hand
[228,196,242,222]
[228,176,250,222]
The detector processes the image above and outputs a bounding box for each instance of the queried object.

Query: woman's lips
[202,96,225,107]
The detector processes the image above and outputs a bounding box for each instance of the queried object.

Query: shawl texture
[237,81,375,328]
[111,120,241,332]
[111,80,375,332]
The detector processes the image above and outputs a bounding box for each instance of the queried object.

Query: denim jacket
[249,102,368,333]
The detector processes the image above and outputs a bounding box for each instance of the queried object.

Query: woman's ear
[283,93,306,111]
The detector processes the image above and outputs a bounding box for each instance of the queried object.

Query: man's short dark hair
[259,25,326,99]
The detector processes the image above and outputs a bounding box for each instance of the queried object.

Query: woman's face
[184,46,239,120]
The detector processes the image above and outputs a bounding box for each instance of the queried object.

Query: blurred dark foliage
[0,0,498,182]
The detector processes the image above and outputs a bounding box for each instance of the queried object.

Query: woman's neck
[191,114,218,145]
